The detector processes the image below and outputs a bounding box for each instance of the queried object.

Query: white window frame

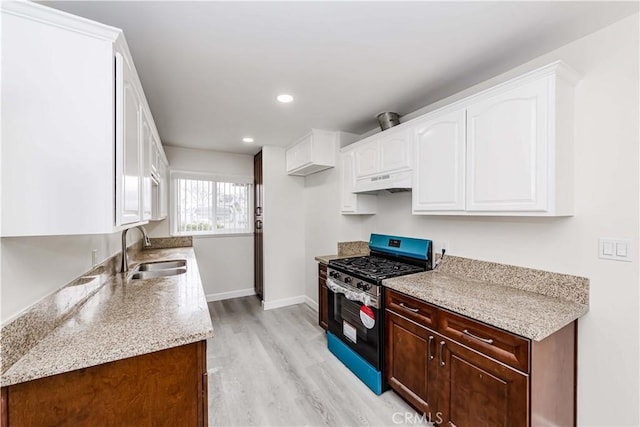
[170,170,253,237]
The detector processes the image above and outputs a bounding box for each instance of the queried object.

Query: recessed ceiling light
[277,94,294,103]
[242,137,254,143]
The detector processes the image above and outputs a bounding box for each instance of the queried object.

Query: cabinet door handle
[255,207,262,216]
[438,341,445,367]
[463,329,494,345]
[399,303,419,313]
[255,220,262,230]
[428,336,434,361]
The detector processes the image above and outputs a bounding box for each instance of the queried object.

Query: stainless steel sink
[129,259,187,280]
[136,259,187,271]
[130,268,187,280]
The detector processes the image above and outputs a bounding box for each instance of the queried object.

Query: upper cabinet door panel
[379,130,411,173]
[466,78,550,212]
[119,54,142,225]
[413,109,466,212]
[354,142,379,178]
[340,152,357,213]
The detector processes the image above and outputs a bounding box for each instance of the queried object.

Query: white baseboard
[304,296,318,312]
[262,295,307,310]
[206,288,256,302]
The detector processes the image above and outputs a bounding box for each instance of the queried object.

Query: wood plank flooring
[206,296,431,427]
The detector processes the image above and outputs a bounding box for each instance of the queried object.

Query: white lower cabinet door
[412,109,466,213]
[466,77,550,212]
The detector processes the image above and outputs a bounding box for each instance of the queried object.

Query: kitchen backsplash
[437,255,589,305]
[337,241,370,257]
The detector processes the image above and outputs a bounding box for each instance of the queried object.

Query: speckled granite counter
[383,256,589,341]
[315,254,356,264]
[315,241,369,264]
[1,247,213,387]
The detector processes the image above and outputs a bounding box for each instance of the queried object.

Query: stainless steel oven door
[327,281,381,370]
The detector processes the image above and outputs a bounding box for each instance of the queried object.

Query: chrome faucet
[121,225,152,273]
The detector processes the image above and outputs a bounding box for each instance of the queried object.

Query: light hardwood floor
[206,296,431,427]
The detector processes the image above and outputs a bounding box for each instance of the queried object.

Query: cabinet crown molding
[1,1,122,41]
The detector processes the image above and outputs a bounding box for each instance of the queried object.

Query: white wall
[351,15,638,427]
[303,141,368,308]
[146,146,255,300]
[1,231,139,324]
[261,146,306,309]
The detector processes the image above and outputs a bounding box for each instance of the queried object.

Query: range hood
[352,169,412,194]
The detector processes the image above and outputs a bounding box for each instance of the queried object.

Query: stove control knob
[344,277,352,284]
[356,282,364,289]
[363,283,372,291]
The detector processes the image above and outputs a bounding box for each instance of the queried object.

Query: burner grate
[330,255,424,281]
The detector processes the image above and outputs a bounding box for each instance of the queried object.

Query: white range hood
[352,169,412,194]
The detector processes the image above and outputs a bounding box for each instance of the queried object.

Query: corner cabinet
[411,62,579,216]
[286,129,338,176]
[1,1,168,236]
[385,289,576,427]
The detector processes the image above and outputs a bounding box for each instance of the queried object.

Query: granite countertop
[315,240,370,264]
[1,247,213,387]
[383,268,588,341]
[315,254,360,264]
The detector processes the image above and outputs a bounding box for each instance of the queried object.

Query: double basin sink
[129,259,187,280]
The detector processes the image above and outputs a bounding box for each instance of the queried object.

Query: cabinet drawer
[385,290,438,329]
[318,263,327,278]
[438,310,530,373]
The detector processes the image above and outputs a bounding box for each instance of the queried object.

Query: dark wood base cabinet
[1,341,208,427]
[385,289,576,427]
[318,263,328,330]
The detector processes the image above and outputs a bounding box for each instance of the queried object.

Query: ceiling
[45,1,638,155]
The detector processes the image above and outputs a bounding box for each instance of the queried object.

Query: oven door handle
[326,279,379,309]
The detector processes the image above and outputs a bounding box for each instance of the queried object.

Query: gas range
[325,234,433,395]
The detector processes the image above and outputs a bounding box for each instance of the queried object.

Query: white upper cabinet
[466,78,549,212]
[353,127,412,179]
[412,108,466,212]
[116,51,143,225]
[411,61,578,216]
[1,2,168,236]
[379,129,412,173]
[286,129,337,176]
[140,109,154,221]
[340,151,377,215]
[354,141,379,178]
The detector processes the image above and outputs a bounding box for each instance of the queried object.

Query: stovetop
[329,255,425,282]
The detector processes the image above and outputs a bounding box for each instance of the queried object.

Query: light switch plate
[599,238,632,262]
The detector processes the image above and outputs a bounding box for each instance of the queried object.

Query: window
[171,172,252,236]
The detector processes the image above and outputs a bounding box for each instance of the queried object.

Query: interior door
[253,151,263,300]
